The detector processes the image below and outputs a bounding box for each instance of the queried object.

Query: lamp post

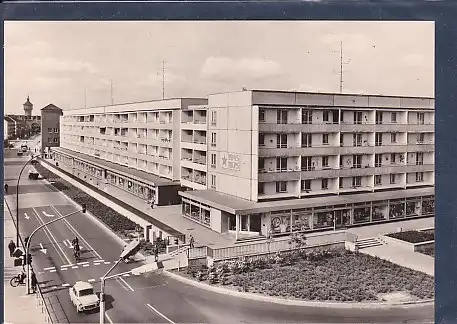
[100,240,141,324]
[16,153,45,248]
[25,205,86,295]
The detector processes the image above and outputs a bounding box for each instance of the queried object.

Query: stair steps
[356,237,384,250]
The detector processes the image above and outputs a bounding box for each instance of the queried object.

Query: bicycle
[73,250,81,262]
[10,274,26,287]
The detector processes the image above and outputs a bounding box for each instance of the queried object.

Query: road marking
[62,284,70,287]
[146,303,175,324]
[53,286,58,289]
[94,263,101,266]
[83,264,89,268]
[39,243,47,254]
[42,211,55,217]
[116,277,134,292]
[104,262,110,265]
[50,269,57,273]
[51,205,103,260]
[61,268,68,271]
[95,259,105,263]
[77,261,89,265]
[105,312,114,324]
[24,212,30,220]
[123,274,130,277]
[88,279,96,283]
[61,264,74,268]
[32,207,71,264]
[72,266,79,269]
[43,267,55,271]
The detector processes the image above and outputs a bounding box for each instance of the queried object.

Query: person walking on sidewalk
[8,240,16,257]
[4,183,8,195]
[189,235,195,249]
[153,245,159,262]
[30,270,37,293]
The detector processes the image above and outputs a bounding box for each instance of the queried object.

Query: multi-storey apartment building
[179,90,434,238]
[41,104,63,153]
[55,98,207,206]
[53,90,434,240]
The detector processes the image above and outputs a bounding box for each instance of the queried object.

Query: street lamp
[25,204,87,295]
[99,240,141,324]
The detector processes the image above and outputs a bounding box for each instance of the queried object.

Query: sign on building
[220,153,241,171]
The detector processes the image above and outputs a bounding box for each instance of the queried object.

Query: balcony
[258,169,301,181]
[259,122,340,133]
[258,145,340,157]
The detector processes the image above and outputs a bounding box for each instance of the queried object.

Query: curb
[38,159,148,260]
[163,270,434,309]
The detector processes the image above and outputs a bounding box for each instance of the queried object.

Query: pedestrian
[4,183,8,195]
[31,270,37,293]
[154,245,159,262]
[189,235,195,249]
[24,236,29,247]
[8,240,16,257]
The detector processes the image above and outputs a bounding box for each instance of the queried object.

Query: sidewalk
[360,244,435,276]
[3,203,49,324]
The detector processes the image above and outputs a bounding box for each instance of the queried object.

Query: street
[4,148,434,323]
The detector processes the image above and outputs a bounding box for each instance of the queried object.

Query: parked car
[69,281,100,313]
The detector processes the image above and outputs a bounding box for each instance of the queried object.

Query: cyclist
[71,237,79,248]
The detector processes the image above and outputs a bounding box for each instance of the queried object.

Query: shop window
[389,200,405,219]
[372,202,388,221]
[270,212,291,234]
[353,206,370,223]
[422,198,434,215]
[313,211,333,229]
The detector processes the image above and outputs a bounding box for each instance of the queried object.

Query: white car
[69,281,100,313]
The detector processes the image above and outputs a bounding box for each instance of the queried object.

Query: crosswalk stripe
[62,284,70,287]
[88,279,96,283]
[50,269,57,273]
[44,267,55,271]
[72,266,78,269]
[83,264,89,267]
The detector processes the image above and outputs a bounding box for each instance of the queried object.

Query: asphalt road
[4,150,434,323]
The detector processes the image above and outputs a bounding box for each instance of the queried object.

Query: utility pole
[84,87,87,108]
[162,61,165,100]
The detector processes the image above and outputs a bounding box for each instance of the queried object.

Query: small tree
[288,232,307,255]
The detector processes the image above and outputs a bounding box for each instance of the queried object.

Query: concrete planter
[381,235,434,252]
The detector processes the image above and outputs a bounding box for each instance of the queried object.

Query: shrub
[387,230,434,243]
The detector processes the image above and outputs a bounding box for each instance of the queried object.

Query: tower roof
[23,96,33,107]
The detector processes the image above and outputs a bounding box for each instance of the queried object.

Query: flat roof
[179,187,435,215]
[207,89,434,100]
[52,147,178,187]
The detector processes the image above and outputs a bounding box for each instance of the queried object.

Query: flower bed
[420,245,435,257]
[386,230,434,244]
[174,250,434,302]
[34,162,152,255]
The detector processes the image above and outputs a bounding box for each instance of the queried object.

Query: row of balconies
[257,163,434,182]
[258,123,433,133]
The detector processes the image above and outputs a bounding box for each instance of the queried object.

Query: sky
[4,21,434,115]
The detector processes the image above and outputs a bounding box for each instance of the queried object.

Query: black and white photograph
[3,20,435,324]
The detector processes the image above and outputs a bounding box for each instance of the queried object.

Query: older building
[4,96,41,139]
[41,104,63,153]
[53,90,435,240]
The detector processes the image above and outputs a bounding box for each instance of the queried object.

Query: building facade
[41,104,63,153]
[4,96,42,139]
[53,90,435,239]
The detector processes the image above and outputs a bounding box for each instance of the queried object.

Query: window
[53,138,58,143]
[391,153,396,164]
[390,174,396,184]
[340,134,344,146]
[391,133,397,143]
[211,133,217,147]
[339,177,343,188]
[211,175,216,189]
[302,179,311,191]
[322,156,329,168]
[258,158,265,172]
[321,178,328,190]
[353,133,362,147]
[276,157,287,172]
[276,181,287,193]
[375,111,383,124]
[302,110,312,124]
[340,111,344,122]
[277,110,288,124]
[48,128,52,133]
[211,111,217,126]
[302,133,312,148]
[301,156,312,171]
[211,154,216,168]
[417,133,425,143]
[416,172,424,182]
[354,112,362,124]
[259,133,265,147]
[416,152,424,165]
[375,175,382,185]
[54,128,59,133]
[48,137,53,143]
[375,133,383,146]
[322,133,329,145]
[259,109,265,122]
[375,154,382,167]
[323,111,329,122]
[353,155,362,168]
[352,176,362,187]
[417,112,425,125]
[277,134,287,148]
[391,112,397,123]
[258,182,265,194]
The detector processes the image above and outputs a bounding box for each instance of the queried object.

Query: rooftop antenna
[84,87,87,108]
[332,41,351,94]
[162,61,165,100]
[110,79,114,105]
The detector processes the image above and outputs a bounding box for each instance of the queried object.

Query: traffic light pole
[99,257,123,324]
[25,206,86,295]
